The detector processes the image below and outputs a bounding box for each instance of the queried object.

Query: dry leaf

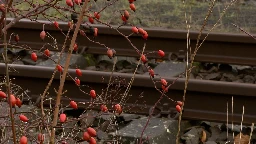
[201,130,207,143]
[234,132,249,144]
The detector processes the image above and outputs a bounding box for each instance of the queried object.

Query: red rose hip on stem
[89,137,97,144]
[44,49,50,57]
[132,26,138,33]
[0,91,6,98]
[83,131,91,141]
[60,113,66,122]
[90,90,96,99]
[31,52,37,62]
[20,136,28,144]
[87,127,97,137]
[70,100,78,109]
[158,50,165,57]
[176,105,181,113]
[40,31,46,40]
[76,68,82,76]
[16,97,22,107]
[19,114,28,122]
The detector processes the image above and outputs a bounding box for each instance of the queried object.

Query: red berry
[94,12,100,19]
[75,78,80,86]
[161,79,167,86]
[148,69,154,78]
[37,133,44,143]
[60,113,66,123]
[158,50,165,57]
[161,85,168,92]
[74,0,82,5]
[142,31,148,40]
[0,91,6,98]
[66,0,73,7]
[94,28,98,37]
[20,136,28,144]
[73,43,78,51]
[130,3,136,12]
[54,21,59,29]
[40,31,46,40]
[70,100,78,109]
[132,26,138,33]
[44,49,50,57]
[89,17,94,24]
[121,15,127,22]
[83,132,91,141]
[101,105,108,112]
[138,28,145,35]
[107,49,113,59]
[19,114,28,122]
[80,30,86,36]
[10,94,16,107]
[31,52,37,62]
[128,0,134,3]
[57,65,62,72]
[15,34,19,42]
[90,90,96,99]
[87,127,97,137]
[16,97,22,107]
[176,101,183,107]
[68,21,73,29]
[140,54,147,63]
[114,104,122,114]
[124,10,129,20]
[176,105,181,113]
[89,137,97,144]
[76,69,82,76]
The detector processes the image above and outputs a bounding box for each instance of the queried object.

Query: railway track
[0,18,256,125]
[4,18,256,66]
[0,63,255,125]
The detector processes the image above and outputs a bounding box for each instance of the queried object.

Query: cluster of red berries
[0,91,22,107]
[83,127,97,144]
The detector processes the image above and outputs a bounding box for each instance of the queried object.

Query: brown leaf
[234,133,249,144]
[201,130,207,143]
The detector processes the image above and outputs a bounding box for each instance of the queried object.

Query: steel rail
[0,63,256,125]
[3,18,256,66]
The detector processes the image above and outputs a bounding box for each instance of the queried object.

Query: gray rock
[243,75,255,83]
[12,60,24,65]
[181,127,202,144]
[205,141,217,144]
[97,129,109,140]
[85,66,97,71]
[115,56,137,70]
[208,126,221,141]
[216,131,231,141]
[37,52,87,69]
[96,55,114,68]
[79,110,98,128]
[204,73,222,80]
[117,113,141,123]
[222,73,238,82]
[144,61,186,77]
[109,117,178,144]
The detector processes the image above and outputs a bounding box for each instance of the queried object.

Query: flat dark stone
[109,117,178,144]
[144,61,186,77]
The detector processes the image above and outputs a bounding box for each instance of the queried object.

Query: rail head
[0,63,255,97]
[7,18,256,43]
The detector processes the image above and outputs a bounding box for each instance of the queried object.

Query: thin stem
[3,1,17,144]
[49,1,89,144]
